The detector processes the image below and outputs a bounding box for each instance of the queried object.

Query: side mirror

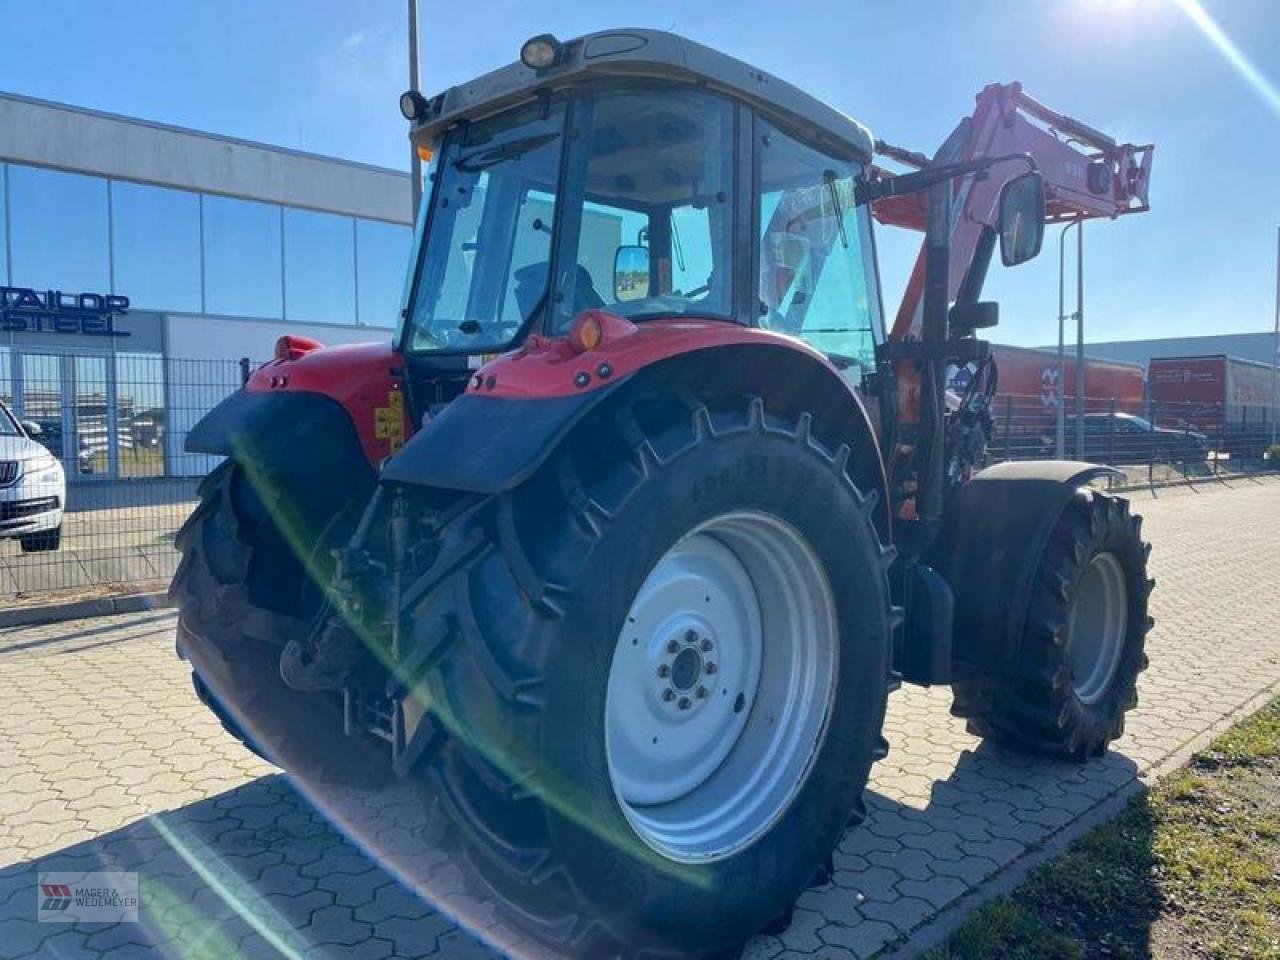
[614,245,650,302]
[20,420,42,437]
[948,301,998,337]
[998,171,1046,266]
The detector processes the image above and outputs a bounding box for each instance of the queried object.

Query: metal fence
[3,375,1278,601]
[987,393,1279,470]
[2,357,246,600]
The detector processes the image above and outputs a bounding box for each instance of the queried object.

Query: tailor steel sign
[0,286,131,337]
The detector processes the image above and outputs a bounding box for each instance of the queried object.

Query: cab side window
[757,120,882,368]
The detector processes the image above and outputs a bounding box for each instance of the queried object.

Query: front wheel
[418,396,896,957]
[954,489,1151,758]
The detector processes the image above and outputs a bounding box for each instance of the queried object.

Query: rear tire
[413,396,895,957]
[20,525,61,552]
[170,461,391,785]
[953,489,1151,758]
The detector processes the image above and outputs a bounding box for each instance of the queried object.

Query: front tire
[415,396,895,957]
[953,489,1151,758]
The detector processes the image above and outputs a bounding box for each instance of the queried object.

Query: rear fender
[382,322,890,535]
[927,460,1120,676]
[186,389,375,537]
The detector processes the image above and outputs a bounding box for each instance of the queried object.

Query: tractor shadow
[782,737,1149,957]
[5,740,1147,960]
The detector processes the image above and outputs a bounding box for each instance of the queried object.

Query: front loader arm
[876,81,1153,346]
[867,82,1153,528]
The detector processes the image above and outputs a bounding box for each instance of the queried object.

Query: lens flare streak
[1176,0,1280,115]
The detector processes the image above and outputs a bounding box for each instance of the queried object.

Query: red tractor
[172,30,1155,957]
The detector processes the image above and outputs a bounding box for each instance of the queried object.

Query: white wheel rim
[1066,551,1128,705]
[604,510,838,864]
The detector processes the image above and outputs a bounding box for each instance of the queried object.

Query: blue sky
[1,0,1277,347]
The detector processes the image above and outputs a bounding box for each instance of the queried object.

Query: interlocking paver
[1,478,1278,958]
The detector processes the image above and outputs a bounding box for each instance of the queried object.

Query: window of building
[356,218,413,328]
[284,208,356,325]
[0,348,11,409]
[757,120,881,368]
[202,195,283,318]
[18,353,63,459]
[8,164,111,293]
[115,352,166,477]
[111,181,202,312]
[0,165,8,285]
[72,355,109,477]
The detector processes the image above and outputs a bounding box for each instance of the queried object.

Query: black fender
[381,345,890,535]
[927,460,1121,677]
[380,382,626,494]
[186,388,375,524]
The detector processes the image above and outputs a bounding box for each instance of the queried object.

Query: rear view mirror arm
[854,152,1036,206]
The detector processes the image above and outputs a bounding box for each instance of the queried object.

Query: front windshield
[405,98,568,352]
[0,403,20,437]
[402,84,737,354]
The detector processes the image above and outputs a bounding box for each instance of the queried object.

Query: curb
[1110,468,1279,493]
[879,676,1280,959]
[0,591,172,629]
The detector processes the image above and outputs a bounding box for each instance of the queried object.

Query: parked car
[0,399,65,551]
[1041,412,1210,465]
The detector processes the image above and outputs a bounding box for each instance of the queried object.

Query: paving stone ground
[2,476,1278,959]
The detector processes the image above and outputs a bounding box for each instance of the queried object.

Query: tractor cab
[396,32,885,416]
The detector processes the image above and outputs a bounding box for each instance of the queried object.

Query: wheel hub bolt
[662,689,676,702]
[667,639,679,653]
[705,661,718,675]
[695,686,709,699]
[700,638,713,652]
[678,696,691,710]
[684,629,698,644]
[657,664,671,678]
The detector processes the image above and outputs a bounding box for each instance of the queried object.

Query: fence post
[1004,396,1013,461]
[239,357,251,387]
[1218,405,1227,476]
[1108,396,1116,464]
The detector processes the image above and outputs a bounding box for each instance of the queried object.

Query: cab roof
[411,29,874,162]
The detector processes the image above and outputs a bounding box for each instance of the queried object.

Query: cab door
[753,114,884,378]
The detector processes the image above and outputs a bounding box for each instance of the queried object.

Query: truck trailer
[963,343,1145,446]
[1149,355,1277,456]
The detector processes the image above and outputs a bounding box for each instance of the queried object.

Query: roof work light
[520,34,564,70]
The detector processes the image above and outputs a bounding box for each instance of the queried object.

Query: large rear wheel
[170,461,391,785]
[415,396,895,957]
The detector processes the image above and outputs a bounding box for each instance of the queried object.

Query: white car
[0,400,65,552]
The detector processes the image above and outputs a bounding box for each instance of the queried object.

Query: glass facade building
[0,91,414,482]
[0,161,412,326]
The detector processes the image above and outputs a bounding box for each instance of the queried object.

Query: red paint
[467,315,843,399]
[1149,355,1275,431]
[247,340,410,466]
